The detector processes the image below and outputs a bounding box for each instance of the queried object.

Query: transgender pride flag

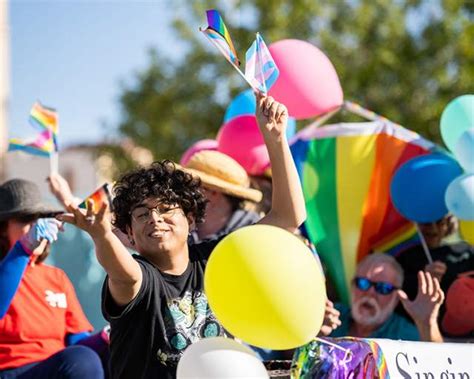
[244,33,279,94]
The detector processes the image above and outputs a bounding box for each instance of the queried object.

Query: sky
[8,0,188,147]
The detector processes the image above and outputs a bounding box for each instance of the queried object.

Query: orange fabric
[357,135,406,259]
[0,263,92,370]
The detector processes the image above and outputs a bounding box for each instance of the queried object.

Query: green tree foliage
[115,0,473,163]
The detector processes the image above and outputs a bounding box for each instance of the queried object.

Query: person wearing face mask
[0,179,104,379]
[321,254,444,342]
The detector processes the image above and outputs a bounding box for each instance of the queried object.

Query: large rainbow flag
[291,121,438,303]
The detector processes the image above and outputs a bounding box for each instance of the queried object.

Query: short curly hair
[112,160,208,233]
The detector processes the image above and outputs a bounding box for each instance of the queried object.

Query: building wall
[0,1,9,182]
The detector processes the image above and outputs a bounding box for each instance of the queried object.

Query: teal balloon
[224,90,297,140]
[445,174,474,220]
[440,95,474,152]
[454,129,474,173]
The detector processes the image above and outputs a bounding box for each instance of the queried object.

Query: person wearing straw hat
[57,93,306,379]
[0,179,104,379]
[179,150,263,243]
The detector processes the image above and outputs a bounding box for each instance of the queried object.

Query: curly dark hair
[112,160,208,233]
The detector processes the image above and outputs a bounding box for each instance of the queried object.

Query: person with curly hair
[58,93,306,379]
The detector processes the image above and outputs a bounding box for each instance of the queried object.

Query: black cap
[0,179,63,221]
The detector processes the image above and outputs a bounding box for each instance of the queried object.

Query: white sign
[372,339,474,379]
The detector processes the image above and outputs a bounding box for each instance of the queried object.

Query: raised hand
[19,218,62,254]
[57,199,111,239]
[318,299,342,337]
[255,91,288,140]
[398,271,444,325]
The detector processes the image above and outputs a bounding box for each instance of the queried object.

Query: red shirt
[0,262,93,370]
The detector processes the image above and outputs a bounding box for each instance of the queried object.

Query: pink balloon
[268,39,343,120]
[217,115,270,176]
[180,139,218,166]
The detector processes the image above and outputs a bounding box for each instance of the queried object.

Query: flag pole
[415,224,433,264]
[49,151,58,174]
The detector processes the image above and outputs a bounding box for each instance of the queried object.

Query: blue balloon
[454,129,474,173]
[224,89,297,140]
[445,174,474,220]
[390,154,463,223]
[224,90,256,123]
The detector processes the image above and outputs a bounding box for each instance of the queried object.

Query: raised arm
[0,219,59,318]
[398,271,444,342]
[255,93,306,232]
[58,201,142,306]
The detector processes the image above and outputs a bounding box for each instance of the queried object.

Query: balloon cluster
[441,95,474,244]
[181,39,343,177]
[390,95,473,245]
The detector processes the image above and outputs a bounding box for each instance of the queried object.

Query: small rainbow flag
[79,183,113,213]
[8,129,55,157]
[29,102,59,151]
[244,33,279,93]
[200,9,240,68]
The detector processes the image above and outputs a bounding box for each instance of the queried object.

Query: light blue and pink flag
[244,33,279,94]
[8,129,55,157]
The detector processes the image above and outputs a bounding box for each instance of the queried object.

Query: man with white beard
[324,254,444,342]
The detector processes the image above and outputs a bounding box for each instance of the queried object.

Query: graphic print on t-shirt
[156,290,223,367]
[45,290,67,308]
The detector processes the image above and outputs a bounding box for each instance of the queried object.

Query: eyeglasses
[353,277,398,295]
[131,204,181,224]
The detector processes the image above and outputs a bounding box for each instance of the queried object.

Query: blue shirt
[330,304,420,341]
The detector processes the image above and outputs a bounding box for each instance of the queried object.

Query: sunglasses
[353,277,399,295]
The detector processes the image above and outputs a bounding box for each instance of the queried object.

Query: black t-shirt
[395,242,474,323]
[102,238,226,379]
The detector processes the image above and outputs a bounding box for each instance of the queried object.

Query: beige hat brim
[176,165,263,203]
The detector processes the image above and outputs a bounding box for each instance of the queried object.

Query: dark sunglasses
[353,277,398,295]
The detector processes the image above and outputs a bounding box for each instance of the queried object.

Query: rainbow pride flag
[29,102,59,151]
[8,129,55,157]
[291,121,438,303]
[244,33,279,93]
[200,9,240,68]
[79,183,113,213]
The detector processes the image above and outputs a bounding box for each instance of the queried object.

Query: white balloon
[176,337,268,379]
[454,129,474,173]
[445,174,474,220]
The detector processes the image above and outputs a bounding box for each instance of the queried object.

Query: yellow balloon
[460,220,474,245]
[205,225,326,350]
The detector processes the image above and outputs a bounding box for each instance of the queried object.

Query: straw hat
[178,151,262,203]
